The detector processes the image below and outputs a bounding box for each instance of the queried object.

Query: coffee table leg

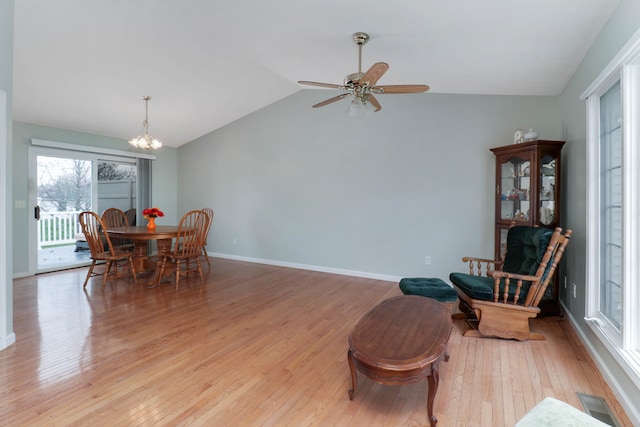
[427,362,440,427]
[347,349,357,400]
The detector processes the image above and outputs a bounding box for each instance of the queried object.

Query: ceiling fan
[298,32,430,112]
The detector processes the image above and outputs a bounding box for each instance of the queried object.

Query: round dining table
[107,225,181,286]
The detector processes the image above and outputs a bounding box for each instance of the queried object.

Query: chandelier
[129,96,162,149]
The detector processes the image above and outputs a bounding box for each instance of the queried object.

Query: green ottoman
[399,278,458,311]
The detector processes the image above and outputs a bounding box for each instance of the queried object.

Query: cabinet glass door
[539,156,556,225]
[499,156,531,222]
[498,226,509,259]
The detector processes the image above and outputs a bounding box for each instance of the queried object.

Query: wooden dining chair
[79,211,138,291]
[200,207,214,269]
[101,207,135,279]
[124,208,136,226]
[102,208,133,248]
[158,209,209,289]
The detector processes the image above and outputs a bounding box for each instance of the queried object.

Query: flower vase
[147,217,156,230]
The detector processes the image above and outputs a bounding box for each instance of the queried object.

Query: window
[582,29,640,386]
[599,81,623,331]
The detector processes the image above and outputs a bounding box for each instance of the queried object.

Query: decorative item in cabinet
[490,139,565,316]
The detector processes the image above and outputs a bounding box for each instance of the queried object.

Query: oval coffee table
[348,295,452,426]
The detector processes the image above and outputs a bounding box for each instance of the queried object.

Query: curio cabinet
[490,139,565,315]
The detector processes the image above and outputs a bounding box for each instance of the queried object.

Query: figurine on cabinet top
[514,129,525,144]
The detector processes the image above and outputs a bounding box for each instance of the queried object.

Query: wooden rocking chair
[449,226,572,341]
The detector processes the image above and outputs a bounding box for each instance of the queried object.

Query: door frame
[27,140,155,275]
[0,90,15,349]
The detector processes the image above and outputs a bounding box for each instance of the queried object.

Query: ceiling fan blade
[312,93,352,108]
[368,94,382,112]
[361,62,389,86]
[373,84,430,94]
[298,80,344,90]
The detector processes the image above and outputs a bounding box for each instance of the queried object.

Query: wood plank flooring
[1,258,632,426]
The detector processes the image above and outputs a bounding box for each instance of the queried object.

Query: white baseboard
[12,271,30,279]
[210,252,404,283]
[560,301,640,426]
[1,332,16,350]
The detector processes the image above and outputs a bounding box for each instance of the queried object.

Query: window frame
[582,28,640,388]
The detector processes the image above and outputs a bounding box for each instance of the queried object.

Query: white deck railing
[38,211,83,248]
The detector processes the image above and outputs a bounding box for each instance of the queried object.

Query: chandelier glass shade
[129,96,162,149]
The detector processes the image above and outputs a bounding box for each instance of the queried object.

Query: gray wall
[0,0,14,348]
[176,3,640,420]
[178,92,561,280]
[11,122,179,276]
[558,0,640,421]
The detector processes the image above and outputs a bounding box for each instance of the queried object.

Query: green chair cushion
[450,272,531,301]
[450,273,494,300]
[399,278,458,303]
[503,226,553,276]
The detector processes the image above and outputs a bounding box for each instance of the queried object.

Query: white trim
[31,138,157,160]
[0,90,11,350]
[12,271,30,279]
[3,333,16,348]
[563,302,640,426]
[210,252,403,283]
[580,26,640,100]
[622,64,640,350]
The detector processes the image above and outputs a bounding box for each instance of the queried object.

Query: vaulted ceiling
[12,0,618,147]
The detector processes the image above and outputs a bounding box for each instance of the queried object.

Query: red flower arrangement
[143,207,165,219]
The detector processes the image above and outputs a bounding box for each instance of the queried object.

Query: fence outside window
[38,211,83,248]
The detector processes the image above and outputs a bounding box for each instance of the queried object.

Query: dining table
[107,225,181,287]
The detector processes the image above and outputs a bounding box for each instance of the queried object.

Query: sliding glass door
[29,147,141,273]
[34,152,95,272]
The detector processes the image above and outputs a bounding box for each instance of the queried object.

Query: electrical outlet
[572,283,577,298]
[233,238,237,245]
[425,256,431,266]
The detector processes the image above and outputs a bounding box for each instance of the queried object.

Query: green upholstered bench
[399,278,458,311]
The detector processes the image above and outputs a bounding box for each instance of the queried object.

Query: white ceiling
[12,0,618,147]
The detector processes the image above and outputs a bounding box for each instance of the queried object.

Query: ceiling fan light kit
[347,95,377,117]
[129,96,163,150]
[298,32,429,112]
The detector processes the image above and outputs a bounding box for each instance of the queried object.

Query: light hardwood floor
[1,258,632,426]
